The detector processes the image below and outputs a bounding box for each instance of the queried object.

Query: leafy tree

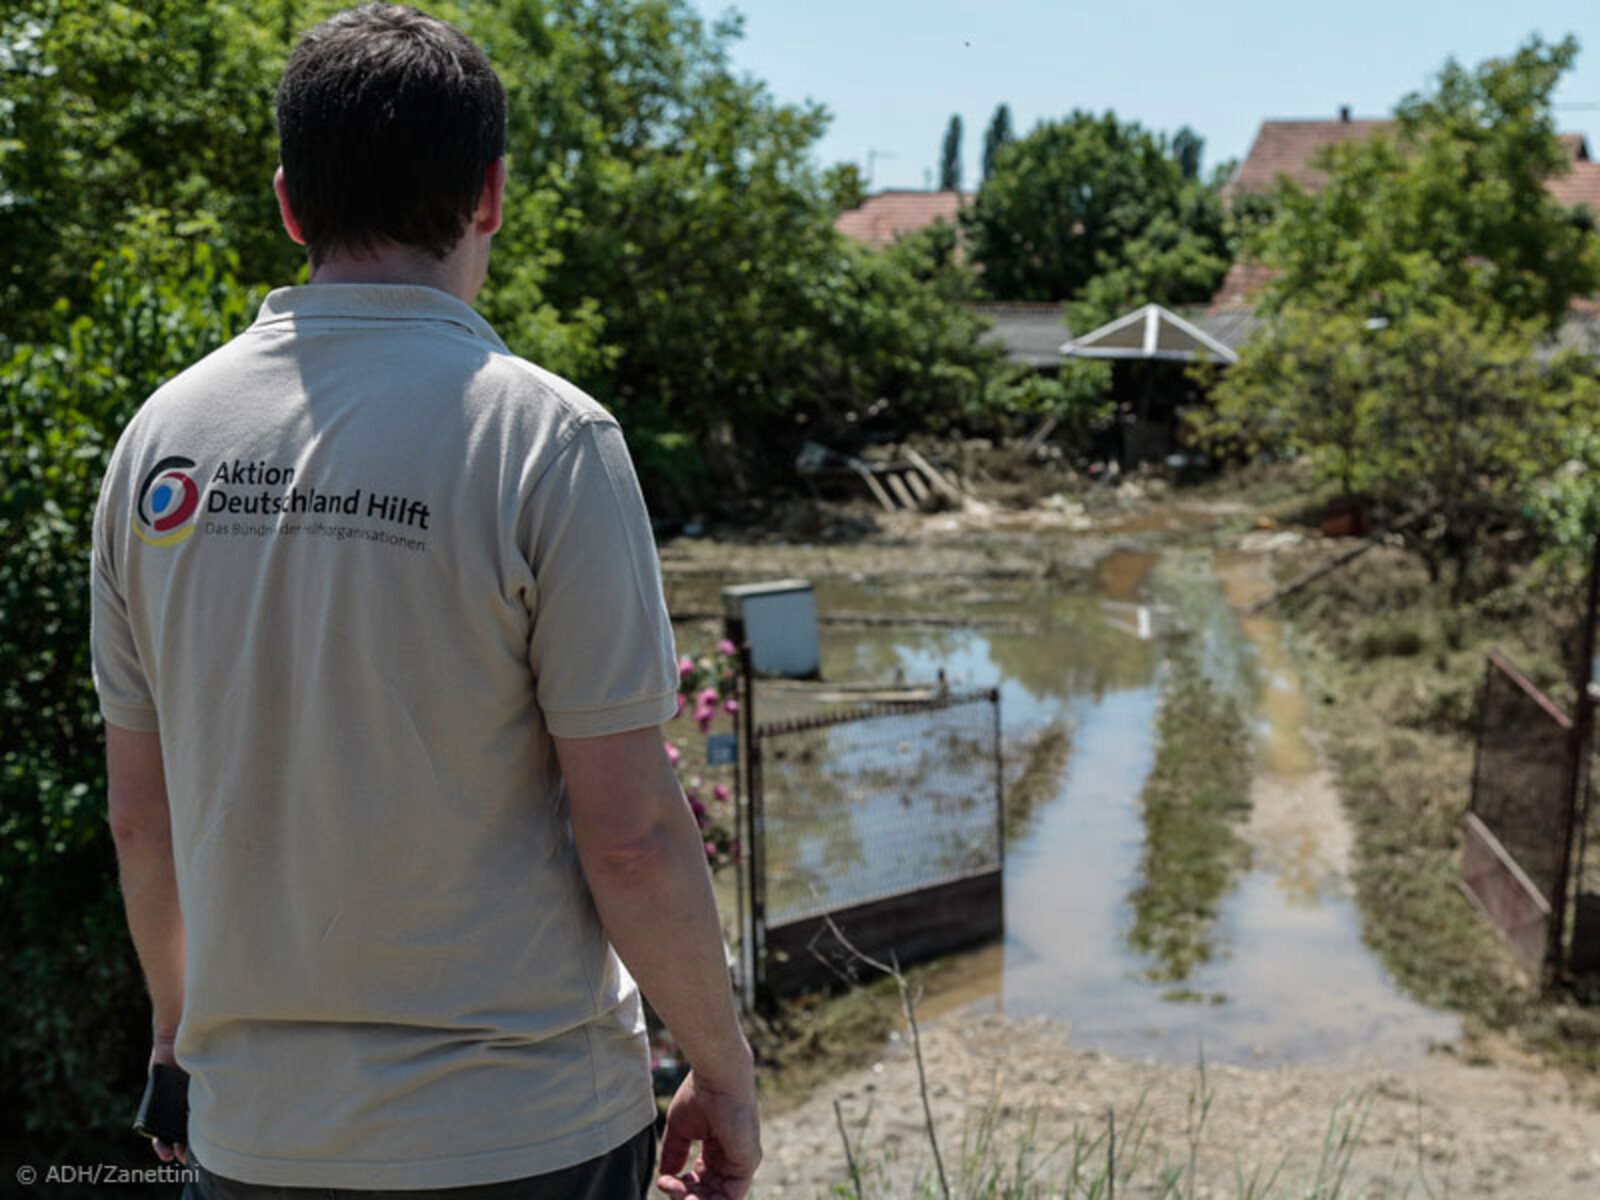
[1065,183,1229,332]
[6,0,1001,505]
[821,161,867,213]
[461,0,996,499]
[1,234,264,1160]
[965,110,1228,307]
[1210,36,1600,597]
[1255,36,1600,333]
[1171,125,1204,182]
[1212,294,1597,597]
[939,113,962,191]
[984,358,1114,444]
[980,102,1013,183]
[791,222,1003,436]
[0,1,298,341]
[1530,414,1600,582]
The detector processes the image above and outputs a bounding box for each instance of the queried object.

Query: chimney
[1339,105,1352,123]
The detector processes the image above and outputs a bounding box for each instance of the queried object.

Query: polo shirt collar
[253,284,508,352]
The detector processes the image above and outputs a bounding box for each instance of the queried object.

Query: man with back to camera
[91,4,760,1197]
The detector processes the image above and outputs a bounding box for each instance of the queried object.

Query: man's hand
[107,724,188,1166]
[656,1069,761,1200]
[555,726,761,1196]
[146,1032,187,1166]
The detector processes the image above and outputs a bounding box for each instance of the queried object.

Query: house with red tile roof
[1211,110,1600,312]
[833,190,972,248]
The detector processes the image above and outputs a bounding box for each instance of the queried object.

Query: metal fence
[746,689,1004,1002]
[1576,744,1600,974]
[1464,651,1577,976]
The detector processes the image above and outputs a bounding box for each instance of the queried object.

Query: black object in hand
[133,1063,189,1145]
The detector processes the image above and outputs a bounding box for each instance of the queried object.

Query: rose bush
[665,640,742,869]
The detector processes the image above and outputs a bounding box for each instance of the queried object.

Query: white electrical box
[722,579,820,678]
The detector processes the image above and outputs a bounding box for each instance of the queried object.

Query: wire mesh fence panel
[753,690,1001,929]
[1470,652,1573,905]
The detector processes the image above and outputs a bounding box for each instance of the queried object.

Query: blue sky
[686,0,1600,191]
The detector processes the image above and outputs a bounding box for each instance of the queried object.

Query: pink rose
[663,740,680,767]
[704,841,718,857]
[697,687,719,708]
[678,656,695,679]
[722,697,739,715]
[713,784,730,802]
[718,639,737,657]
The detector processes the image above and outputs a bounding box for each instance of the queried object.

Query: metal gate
[745,689,1004,1003]
[1463,651,1579,976]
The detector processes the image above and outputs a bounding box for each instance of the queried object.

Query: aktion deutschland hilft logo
[133,456,202,546]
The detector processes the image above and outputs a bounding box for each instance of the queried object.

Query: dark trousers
[181,1124,657,1200]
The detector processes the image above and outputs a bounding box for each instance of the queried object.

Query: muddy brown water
[670,515,1458,1067]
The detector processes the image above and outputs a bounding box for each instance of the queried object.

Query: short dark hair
[275,4,506,264]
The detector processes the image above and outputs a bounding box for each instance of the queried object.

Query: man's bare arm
[555,726,760,1199]
[106,723,188,1162]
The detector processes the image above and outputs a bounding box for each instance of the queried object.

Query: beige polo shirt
[90,284,676,1188]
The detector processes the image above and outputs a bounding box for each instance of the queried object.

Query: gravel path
[758,1012,1600,1198]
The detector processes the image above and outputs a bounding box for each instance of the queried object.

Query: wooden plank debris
[903,469,932,506]
[903,448,965,505]
[854,465,896,513]
[884,472,917,510]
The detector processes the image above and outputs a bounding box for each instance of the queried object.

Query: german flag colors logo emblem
[133,456,202,546]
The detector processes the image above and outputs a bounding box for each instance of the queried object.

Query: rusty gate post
[734,642,753,1012]
[1554,528,1600,982]
[991,688,1005,869]
[738,642,772,1012]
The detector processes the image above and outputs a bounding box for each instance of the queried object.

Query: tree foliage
[1210,296,1598,593]
[2,235,265,1159]
[980,102,1013,183]
[1064,182,1229,333]
[1209,36,1600,596]
[4,0,1002,506]
[1253,36,1600,332]
[0,1,296,341]
[1171,125,1203,182]
[939,113,962,191]
[965,110,1229,320]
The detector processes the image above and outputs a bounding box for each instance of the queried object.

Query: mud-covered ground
[661,484,1600,1198]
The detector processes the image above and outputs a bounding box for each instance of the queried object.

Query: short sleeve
[523,419,678,739]
[90,472,159,731]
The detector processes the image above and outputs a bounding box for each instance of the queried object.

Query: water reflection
[759,701,1002,923]
[670,522,1458,1065]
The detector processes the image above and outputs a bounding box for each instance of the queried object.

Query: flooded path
[667,511,1458,1067]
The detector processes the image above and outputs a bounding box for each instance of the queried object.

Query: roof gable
[1224,118,1594,203]
[1221,117,1393,202]
[1062,303,1239,363]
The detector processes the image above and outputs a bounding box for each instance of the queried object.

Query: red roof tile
[1224,120,1593,203]
[1548,160,1600,213]
[1221,119,1393,202]
[1208,262,1278,312]
[834,191,972,247]
[1214,120,1600,311]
